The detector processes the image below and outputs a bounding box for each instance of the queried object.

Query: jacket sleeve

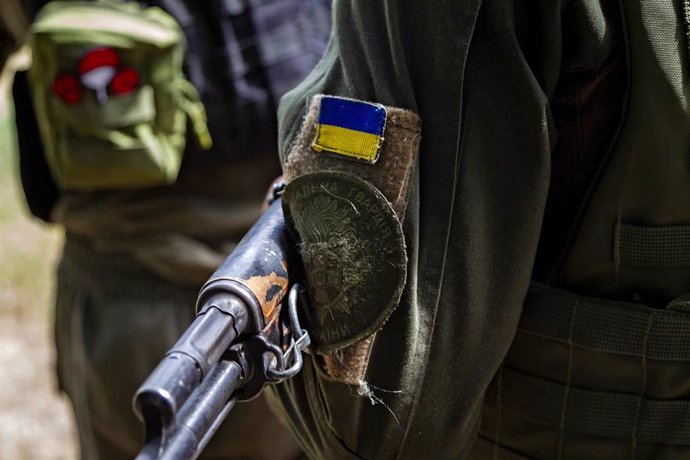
[270,1,601,458]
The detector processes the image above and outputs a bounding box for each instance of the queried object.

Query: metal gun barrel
[133,296,249,425]
[133,200,294,459]
[135,358,245,460]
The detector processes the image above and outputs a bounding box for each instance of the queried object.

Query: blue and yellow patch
[311,96,386,163]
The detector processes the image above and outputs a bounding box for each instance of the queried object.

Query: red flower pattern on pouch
[52,74,82,105]
[109,68,140,96]
[53,47,139,104]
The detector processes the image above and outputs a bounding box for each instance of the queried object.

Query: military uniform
[11,0,330,458]
[269,0,690,458]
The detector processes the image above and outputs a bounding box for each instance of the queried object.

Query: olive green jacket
[271,0,624,458]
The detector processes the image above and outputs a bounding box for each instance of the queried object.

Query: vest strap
[490,367,690,445]
[617,223,690,268]
[521,284,690,361]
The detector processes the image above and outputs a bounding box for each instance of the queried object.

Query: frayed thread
[355,380,402,426]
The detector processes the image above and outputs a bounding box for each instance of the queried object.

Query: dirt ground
[0,80,78,457]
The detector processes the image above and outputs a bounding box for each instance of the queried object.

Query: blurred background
[0,53,77,458]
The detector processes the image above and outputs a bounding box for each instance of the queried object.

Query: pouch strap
[521,284,690,361]
[616,223,690,268]
[180,78,212,150]
[133,122,171,171]
[488,367,690,445]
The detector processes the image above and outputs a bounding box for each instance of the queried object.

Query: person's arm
[270,1,575,458]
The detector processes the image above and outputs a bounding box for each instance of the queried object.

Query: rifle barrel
[133,297,249,427]
[136,358,245,460]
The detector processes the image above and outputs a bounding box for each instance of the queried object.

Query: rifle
[133,198,310,460]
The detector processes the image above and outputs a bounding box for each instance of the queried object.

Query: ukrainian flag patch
[311,96,387,163]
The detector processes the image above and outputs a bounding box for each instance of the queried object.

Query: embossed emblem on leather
[282,171,406,352]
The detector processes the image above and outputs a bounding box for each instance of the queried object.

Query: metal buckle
[267,180,286,206]
[266,283,310,381]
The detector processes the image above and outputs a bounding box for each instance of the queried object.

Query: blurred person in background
[4,0,331,458]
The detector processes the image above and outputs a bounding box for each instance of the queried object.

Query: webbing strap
[616,223,690,268]
[180,79,212,150]
[491,368,690,445]
[521,285,690,361]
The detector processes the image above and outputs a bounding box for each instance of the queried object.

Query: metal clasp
[266,283,310,381]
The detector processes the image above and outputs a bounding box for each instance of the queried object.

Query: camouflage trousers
[54,234,302,460]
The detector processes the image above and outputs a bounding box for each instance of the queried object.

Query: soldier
[269,0,690,458]
[10,0,330,458]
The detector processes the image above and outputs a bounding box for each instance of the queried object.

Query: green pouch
[28,0,211,191]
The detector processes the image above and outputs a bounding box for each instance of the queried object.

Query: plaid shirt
[151,0,332,156]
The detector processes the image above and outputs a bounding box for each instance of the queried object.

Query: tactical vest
[474,1,690,458]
